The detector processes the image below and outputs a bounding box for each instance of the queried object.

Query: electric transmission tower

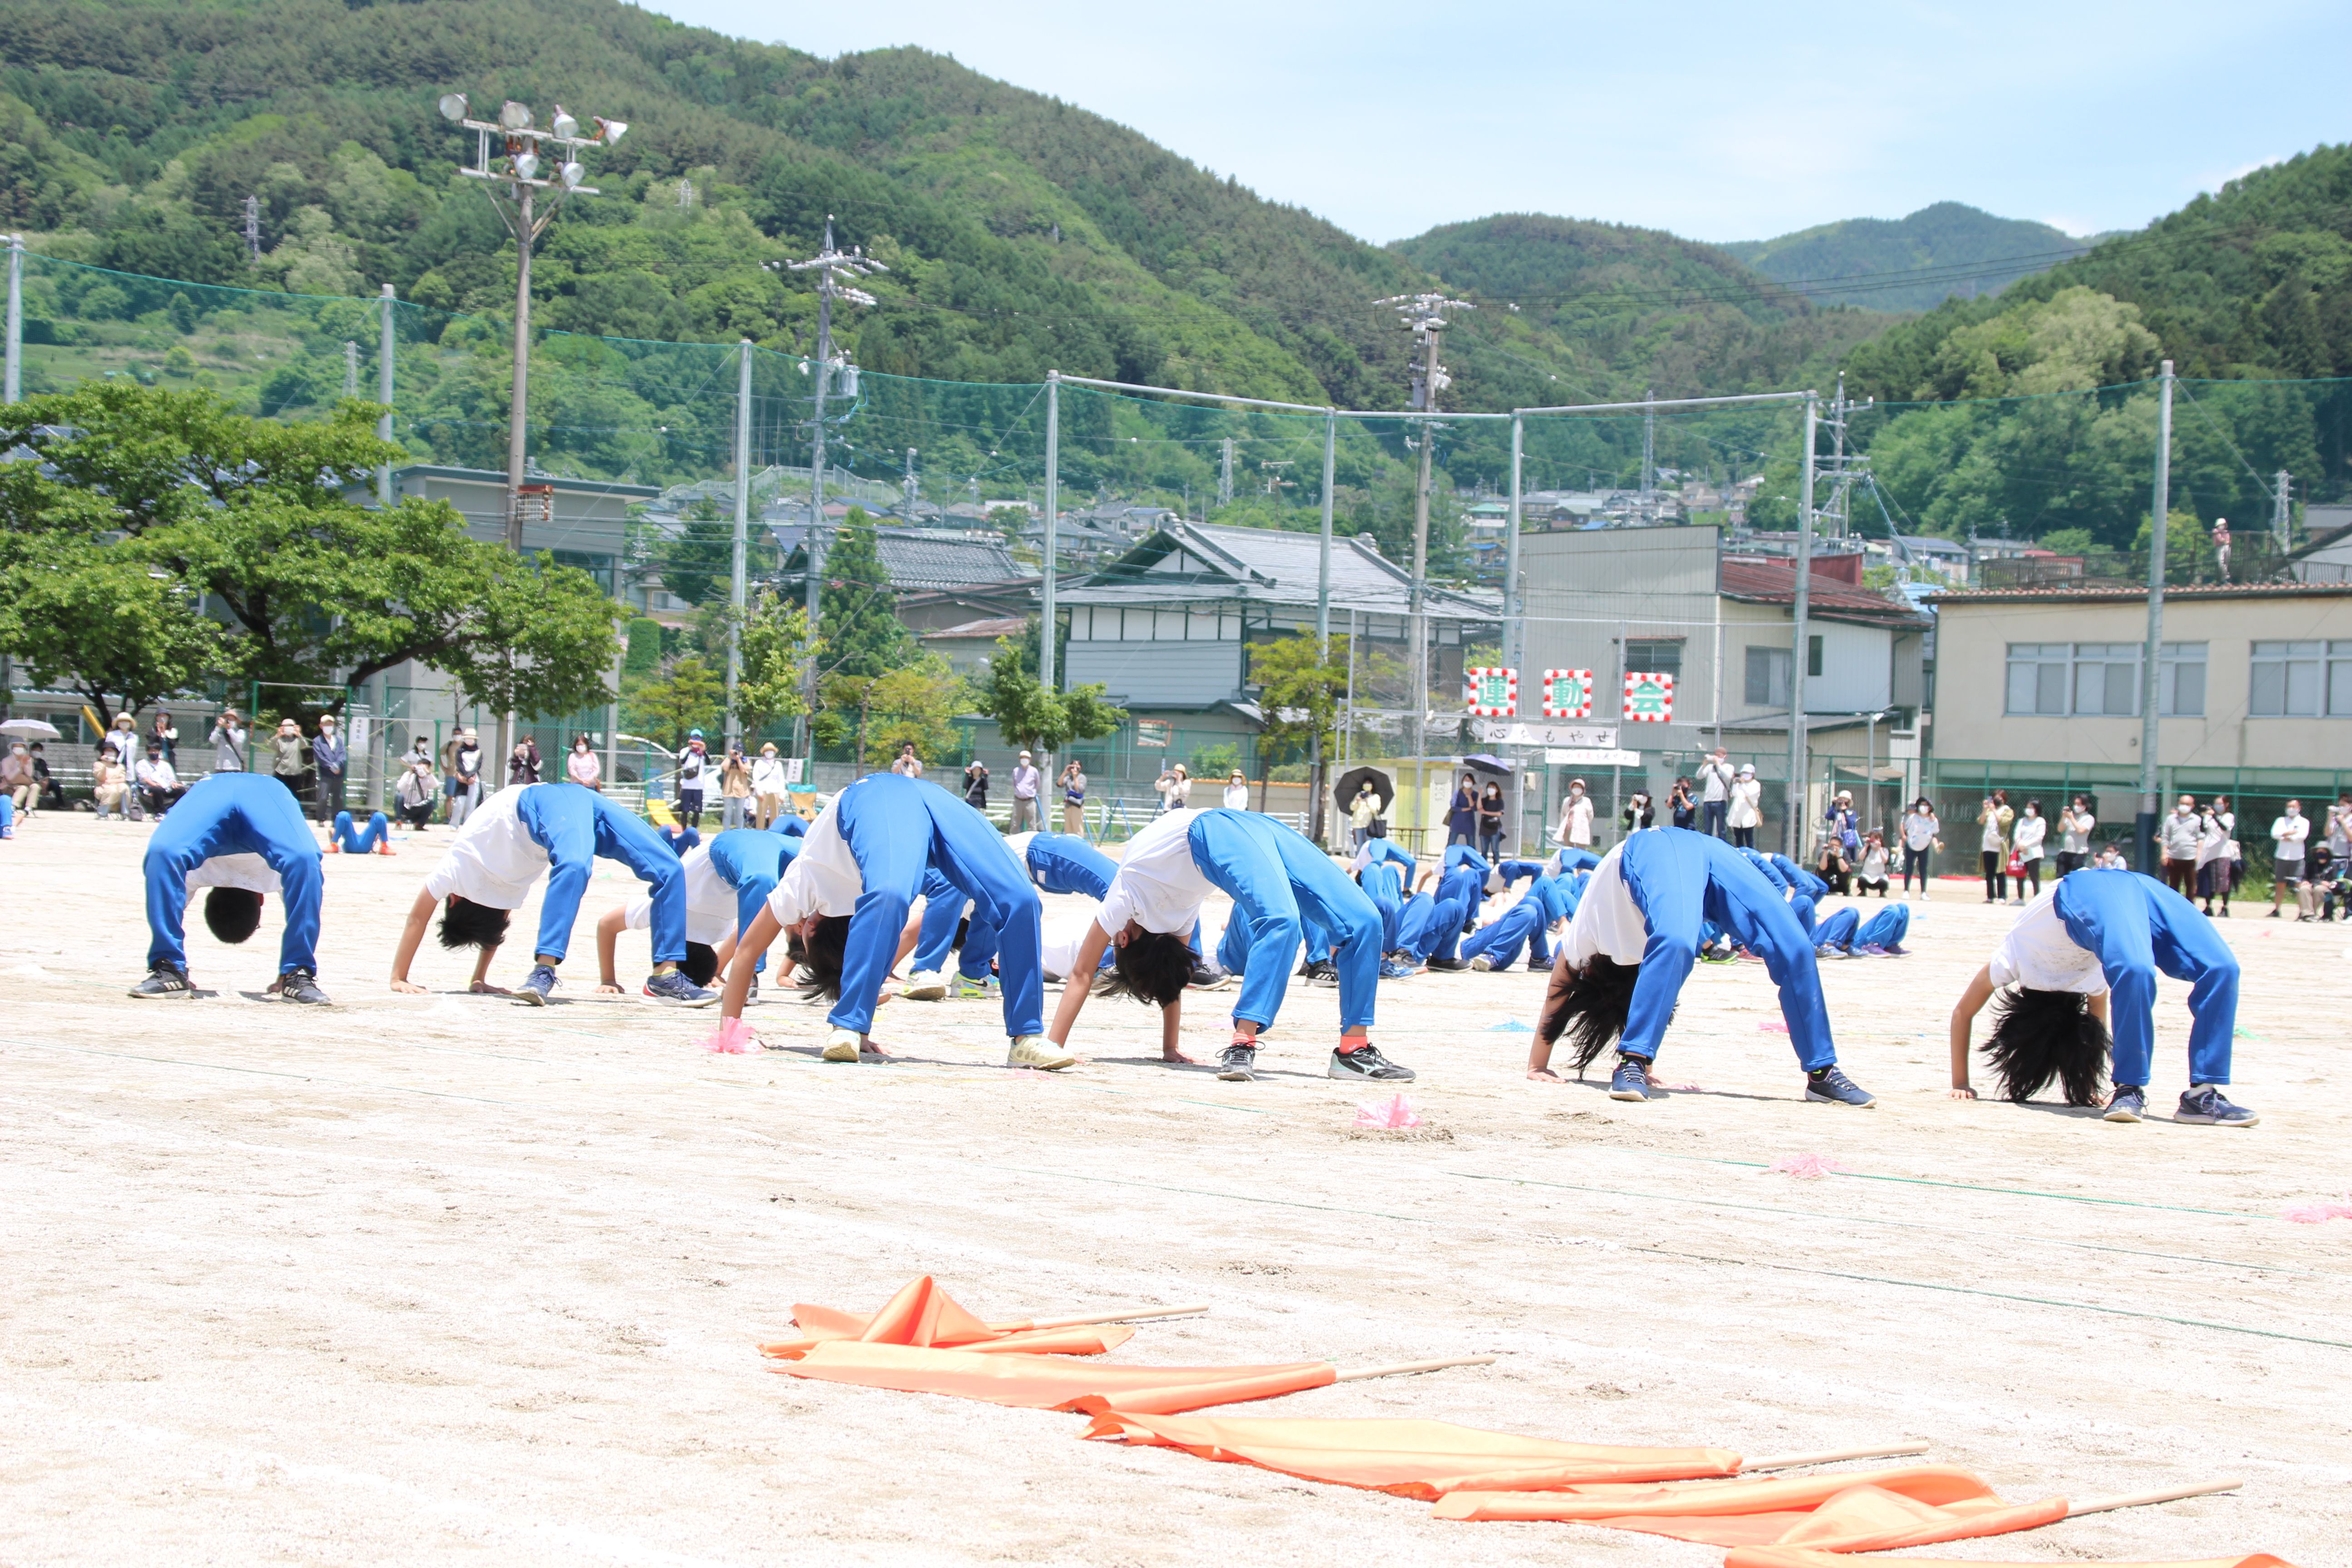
[1376,289,1473,814]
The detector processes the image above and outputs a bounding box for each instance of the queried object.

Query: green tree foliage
[812,509,911,681]
[1723,203,2096,313]
[627,654,725,750]
[970,627,1124,759]
[731,590,814,736]
[1245,630,1349,814]
[0,538,223,717]
[814,656,967,769]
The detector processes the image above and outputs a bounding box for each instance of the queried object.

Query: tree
[0,538,223,717]
[970,626,1125,764]
[1248,632,1349,826]
[656,495,774,608]
[628,654,726,750]
[730,589,815,737]
[814,655,966,769]
[813,508,912,680]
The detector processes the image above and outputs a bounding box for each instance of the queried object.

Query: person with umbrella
[1046,804,1413,1084]
[1529,826,1877,1107]
[2,736,42,822]
[129,772,330,1004]
[1336,765,1392,849]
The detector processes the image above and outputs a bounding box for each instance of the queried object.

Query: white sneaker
[903,969,948,1001]
[1006,1034,1076,1071]
[1469,954,1495,972]
[821,1027,862,1063]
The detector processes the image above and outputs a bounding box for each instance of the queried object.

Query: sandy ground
[3,809,2348,1568]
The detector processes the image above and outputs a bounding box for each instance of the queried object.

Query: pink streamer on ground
[2283,1197,2352,1223]
[1758,1021,1790,1033]
[701,1017,754,1054]
[1354,1093,1424,1129]
[1768,1153,1846,1180]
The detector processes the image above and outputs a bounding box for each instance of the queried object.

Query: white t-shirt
[185,852,282,896]
[421,785,549,908]
[2273,814,2309,860]
[1222,784,1250,809]
[764,793,868,927]
[1558,843,1649,969]
[1988,889,2105,994]
[1096,808,1212,937]
[2060,812,2095,854]
[2013,813,2047,860]
[1901,811,1937,850]
[1559,794,1594,847]
[1039,914,1098,981]
[623,843,736,946]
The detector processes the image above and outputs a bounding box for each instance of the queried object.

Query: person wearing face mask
[1726,764,1761,849]
[2011,799,2048,900]
[751,743,789,828]
[2196,796,2236,917]
[2270,800,2310,918]
[1555,779,1594,853]
[720,743,753,829]
[1900,798,1940,897]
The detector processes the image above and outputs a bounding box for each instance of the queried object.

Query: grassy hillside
[1724,202,2093,312]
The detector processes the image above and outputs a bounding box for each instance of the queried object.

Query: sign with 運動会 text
[1541,668,1593,720]
[1622,671,1675,724]
[1463,666,1517,717]
[1135,719,1173,749]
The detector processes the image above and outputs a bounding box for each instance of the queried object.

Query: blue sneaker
[2104,1084,2146,1122]
[642,969,719,1007]
[2176,1085,2259,1126]
[1378,958,1416,980]
[1608,1056,1651,1101]
[515,964,558,1006]
[1803,1065,1877,1107]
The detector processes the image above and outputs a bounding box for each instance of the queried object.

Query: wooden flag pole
[2065,1478,2244,1518]
[996,1304,1211,1332]
[1332,1356,1498,1382]
[1744,1442,1931,1471]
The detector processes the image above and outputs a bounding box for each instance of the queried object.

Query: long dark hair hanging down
[1537,955,1643,1073]
[1982,986,2111,1105]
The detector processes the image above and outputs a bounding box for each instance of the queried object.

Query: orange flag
[1432,1465,2068,1552]
[774,1341,1336,1413]
[1083,1411,1743,1499]
[1727,1554,2296,1568]
[761,1277,1136,1360]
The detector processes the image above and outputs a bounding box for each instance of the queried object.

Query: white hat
[1738,763,1755,777]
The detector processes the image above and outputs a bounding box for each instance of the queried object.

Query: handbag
[2005,850,2024,876]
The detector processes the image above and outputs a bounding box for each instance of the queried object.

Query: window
[2333,642,2352,717]
[2005,643,2070,715]
[1623,638,1682,681]
[2072,643,2140,716]
[2249,641,2322,716]
[1806,635,1823,678]
[1745,646,1790,708]
[2159,641,2206,717]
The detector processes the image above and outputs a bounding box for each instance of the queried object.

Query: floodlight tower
[1377,290,1472,833]
[768,217,884,754]
[437,92,626,550]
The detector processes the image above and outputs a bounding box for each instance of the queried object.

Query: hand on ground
[391,979,426,994]
[1947,1085,1978,1100]
[594,981,625,995]
[1526,1067,1561,1082]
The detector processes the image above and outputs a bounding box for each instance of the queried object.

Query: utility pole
[1784,393,1818,858]
[1042,372,1060,697]
[438,92,624,551]
[376,284,396,505]
[774,216,885,757]
[2273,470,2292,549]
[1640,387,1656,499]
[1218,437,1234,508]
[903,446,918,512]
[1313,409,1336,844]
[1378,290,1472,848]
[2136,359,2175,874]
[5,233,22,405]
[1506,411,1525,853]
[725,338,752,750]
[343,340,359,399]
[243,196,261,263]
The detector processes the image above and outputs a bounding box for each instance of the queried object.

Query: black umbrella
[1460,752,1514,776]
[1334,765,1394,813]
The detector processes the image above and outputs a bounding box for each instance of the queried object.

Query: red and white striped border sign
[1464,666,1517,717]
[1622,671,1675,723]
[1541,668,1593,719]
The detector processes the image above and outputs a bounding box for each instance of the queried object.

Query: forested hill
[1724,203,2094,313]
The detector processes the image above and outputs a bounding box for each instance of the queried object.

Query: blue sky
[647,0,2349,246]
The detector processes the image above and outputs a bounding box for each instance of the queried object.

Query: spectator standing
[446,728,483,829]
[1697,747,1735,838]
[1555,778,1595,851]
[674,732,709,828]
[211,710,250,773]
[1978,795,2012,903]
[1667,776,1695,831]
[720,743,752,829]
[1478,780,1506,859]
[1823,792,1859,861]
[1348,781,1380,849]
[134,743,184,818]
[2159,794,2201,896]
[394,757,438,830]
[1622,789,1656,835]
[2055,795,2096,876]
[91,753,130,821]
[963,758,990,812]
[268,717,309,804]
[1154,763,1190,814]
[4,741,39,820]
[2270,799,2310,918]
[103,712,141,774]
[1011,750,1043,831]
[1446,773,1478,846]
[507,736,542,787]
[2012,799,2048,900]
[1727,764,1761,848]
[1222,768,1250,811]
[147,710,179,766]
[751,743,788,827]
[311,715,347,821]
[1900,797,1940,897]
[567,735,603,790]
[2196,796,2236,917]
[2328,792,2352,863]
[1059,760,1087,836]
[890,742,923,778]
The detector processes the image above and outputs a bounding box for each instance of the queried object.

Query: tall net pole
[2136,358,2175,873]
[1784,392,1818,858]
[725,338,752,748]
[376,284,395,504]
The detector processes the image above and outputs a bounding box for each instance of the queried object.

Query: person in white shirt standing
[751,743,789,828]
[1555,779,1594,853]
[1900,798,1940,897]
[2270,799,2310,918]
[1221,769,1250,810]
[1009,750,1041,833]
[1726,764,1762,849]
[2054,795,2095,877]
[2011,799,2048,900]
[1697,747,1735,838]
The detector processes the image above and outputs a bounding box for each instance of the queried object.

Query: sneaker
[1303,961,1339,987]
[1188,963,1236,990]
[2176,1085,2259,1127]
[1469,954,1495,972]
[2268,908,2282,919]
[1879,942,1907,956]
[956,975,1000,1000]
[1328,1042,1414,1082]
[324,841,340,853]
[903,969,949,1001]
[274,967,331,1005]
[375,842,395,856]
[642,970,720,1007]
[1378,959,1417,980]
[1608,1056,1651,1101]
[821,1027,863,1063]
[2103,1084,2146,1122]
[1816,944,1847,960]
[1006,1034,1076,1071]
[1803,1065,1877,1107]
[1425,956,1468,972]
[515,964,558,1006]
[1216,1042,1258,1081]
[128,961,194,1000]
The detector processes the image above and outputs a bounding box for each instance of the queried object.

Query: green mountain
[1724,202,2094,313]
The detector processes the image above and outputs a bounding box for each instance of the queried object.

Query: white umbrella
[0,717,62,740]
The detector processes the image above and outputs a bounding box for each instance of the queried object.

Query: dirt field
[4,811,2347,1566]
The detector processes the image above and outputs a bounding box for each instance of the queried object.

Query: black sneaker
[1608,1056,1651,1101]
[2104,1084,2146,1122]
[1803,1065,1877,1107]
[129,962,194,1000]
[1424,956,1468,972]
[1303,961,1339,987]
[1216,1043,1258,1081]
[2176,1085,2259,1126]
[1189,963,1237,991]
[1328,1042,1414,1081]
[275,967,331,1005]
